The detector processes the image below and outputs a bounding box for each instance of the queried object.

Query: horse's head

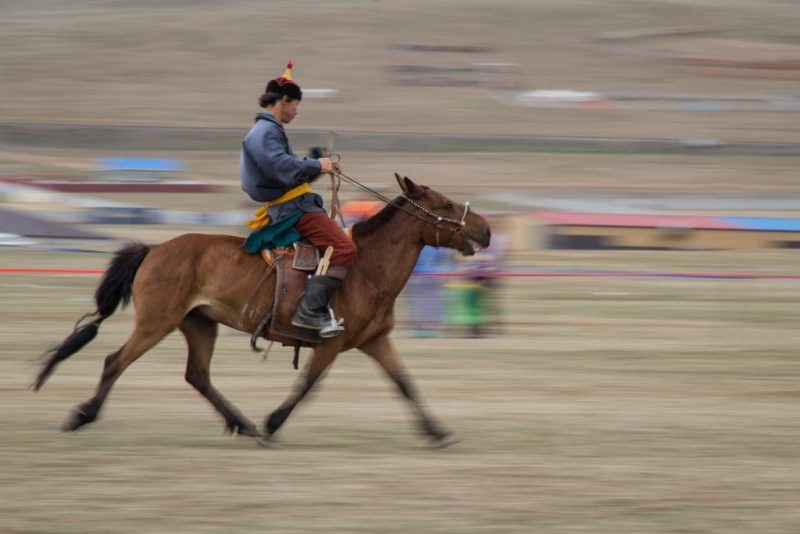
[394,173,491,256]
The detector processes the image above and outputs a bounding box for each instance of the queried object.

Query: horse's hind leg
[180,311,258,437]
[62,321,176,432]
[358,334,457,446]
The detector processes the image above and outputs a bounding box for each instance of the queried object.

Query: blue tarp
[94,158,185,172]
[719,217,800,232]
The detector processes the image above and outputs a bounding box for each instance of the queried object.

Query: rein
[330,162,470,246]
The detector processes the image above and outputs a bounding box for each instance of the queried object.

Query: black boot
[291,275,344,337]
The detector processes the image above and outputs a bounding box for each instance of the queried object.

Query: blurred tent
[94,157,185,182]
[0,157,217,193]
[0,208,106,240]
[0,232,35,246]
[341,199,383,227]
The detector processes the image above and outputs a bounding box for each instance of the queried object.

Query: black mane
[350,196,408,239]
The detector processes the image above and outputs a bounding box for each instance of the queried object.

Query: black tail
[32,242,151,391]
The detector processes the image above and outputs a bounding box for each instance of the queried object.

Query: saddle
[251,241,323,354]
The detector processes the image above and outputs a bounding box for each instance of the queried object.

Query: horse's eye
[445,203,454,211]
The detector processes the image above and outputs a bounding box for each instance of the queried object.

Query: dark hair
[258,91,283,108]
[258,79,302,108]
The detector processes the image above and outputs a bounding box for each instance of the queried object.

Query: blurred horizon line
[2,122,800,156]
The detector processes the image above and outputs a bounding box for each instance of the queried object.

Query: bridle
[330,160,471,247]
[402,195,470,247]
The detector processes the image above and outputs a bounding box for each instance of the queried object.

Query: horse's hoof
[224,418,259,438]
[428,433,461,449]
[61,419,80,432]
[255,431,281,448]
[61,407,93,432]
[236,425,260,438]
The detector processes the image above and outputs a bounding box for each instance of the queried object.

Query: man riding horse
[33,62,492,445]
[239,62,356,337]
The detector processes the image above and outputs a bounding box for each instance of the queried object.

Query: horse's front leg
[264,342,341,439]
[358,334,458,447]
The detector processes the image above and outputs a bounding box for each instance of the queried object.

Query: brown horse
[33,175,491,446]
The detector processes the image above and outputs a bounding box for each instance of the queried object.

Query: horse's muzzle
[461,233,489,256]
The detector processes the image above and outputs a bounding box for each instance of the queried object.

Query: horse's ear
[403,176,424,199]
[395,173,423,198]
[394,172,406,192]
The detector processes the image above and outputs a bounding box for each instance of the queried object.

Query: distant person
[406,245,453,337]
[239,61,356,337]
[444,259,489,338]
[447,217,509,337]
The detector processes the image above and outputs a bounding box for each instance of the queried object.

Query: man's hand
[318,157,341,174]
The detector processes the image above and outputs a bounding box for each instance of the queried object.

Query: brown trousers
[295,212,357,274]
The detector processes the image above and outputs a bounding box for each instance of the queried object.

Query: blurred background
[2,1,800,532]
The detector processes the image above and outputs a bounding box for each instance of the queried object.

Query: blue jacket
[240,112,325,223]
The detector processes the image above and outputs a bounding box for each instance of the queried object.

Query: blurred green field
[2,249,799,533]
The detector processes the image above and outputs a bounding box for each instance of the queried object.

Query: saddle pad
[260,241,319,272]
[291,242,320,272]
[268,259,322,345]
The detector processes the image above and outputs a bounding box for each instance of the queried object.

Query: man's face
[278,97,300,124]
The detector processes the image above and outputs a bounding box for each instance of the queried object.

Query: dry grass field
[2,1,800,532]
[2,0,800,141]
[1,250,800,533]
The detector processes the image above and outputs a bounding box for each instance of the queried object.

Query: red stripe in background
[1,268,799,280]
[0,268,105,275]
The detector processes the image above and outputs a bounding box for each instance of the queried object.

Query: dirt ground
[1,251,800,533]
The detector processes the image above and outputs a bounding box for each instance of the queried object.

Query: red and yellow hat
[266,61,302,100]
